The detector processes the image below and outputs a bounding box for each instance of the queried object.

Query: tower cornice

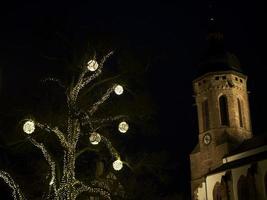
[193,70,247,83]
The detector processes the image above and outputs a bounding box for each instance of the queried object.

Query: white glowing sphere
[113,159,123,171]
[118,121,129,133]
[114,85,124,95]
[87,60,99,71]
[89,132,101,145]
[23,120,35,134]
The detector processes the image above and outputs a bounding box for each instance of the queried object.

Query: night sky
[0,0,267,199]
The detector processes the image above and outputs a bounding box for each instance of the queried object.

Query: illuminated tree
[0,51,130,200]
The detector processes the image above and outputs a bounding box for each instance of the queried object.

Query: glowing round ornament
[118,121,129,133]
[114,85,124,95]
[87,60,99,71]
[23,120,35,134]
[89,132,101,145]
[113,159,123,171]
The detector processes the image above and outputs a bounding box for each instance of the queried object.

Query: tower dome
[198,51,242,76]
[197,18,242,76]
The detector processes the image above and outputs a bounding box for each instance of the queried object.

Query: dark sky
[0,0,267,198]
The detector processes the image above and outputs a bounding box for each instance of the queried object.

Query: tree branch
[75,147,99,159]
[28,137,58,193]
[0,170,25,200]
[75,181,111,200]
[70,51,114,104]
[101,136,120,160]
[35,122,69,149]
[88,85,116,116]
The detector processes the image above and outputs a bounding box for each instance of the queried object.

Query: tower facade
[190,31,252,198]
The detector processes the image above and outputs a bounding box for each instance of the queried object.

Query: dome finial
[196,1,242,77]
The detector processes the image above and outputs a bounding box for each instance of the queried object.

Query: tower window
[219,95,229,126]
[238,98,244,127]
[215,76,220,80]
[240,79,243,83]
[202,99,210,131]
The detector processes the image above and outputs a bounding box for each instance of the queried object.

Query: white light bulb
[118,121,129,133]
[23,120,35,134]
[113,159,123,171]
[87,60,99,71]
[114,85,124,95]
[89,132,101,145]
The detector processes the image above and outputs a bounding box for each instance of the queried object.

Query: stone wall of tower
[190,70,253,198]
[193,70,252,142]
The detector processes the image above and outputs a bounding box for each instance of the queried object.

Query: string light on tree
[23,120,35,134]
[87,60,99,71]
[49,177,55,186]
[118,121,129,133]
[114,84,124,95]
[0,51,129,200]
[89,132,101,145]
[113,159,123,171]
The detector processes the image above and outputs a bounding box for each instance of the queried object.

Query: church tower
[190,18,252,199]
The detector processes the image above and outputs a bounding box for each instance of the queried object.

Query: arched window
[202,99,210,131]
[247,166,257,199]
[219,95,229,126]
[238,175,249,200]
[220,175,230,200]
[213,182,222,200]
[237,98,243,127]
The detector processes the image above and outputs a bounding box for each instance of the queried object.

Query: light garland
[89,132,101,145]
[1,51,128,200]
[87,60,99,71]
[114,84,124,95]
[118,121,129,133]
[23,120,35,134]
[113,159,123,171]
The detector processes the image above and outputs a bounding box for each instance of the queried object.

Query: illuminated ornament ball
[87,60,99,71]
[23,120,35,134]
[118,121,129,133]
[114,85,124,95]
[89,132,101,145]
[113,159,123,171]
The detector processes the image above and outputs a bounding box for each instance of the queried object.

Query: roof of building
[207,134,267,176]
[227,133,267,157]
[208,150,267,176]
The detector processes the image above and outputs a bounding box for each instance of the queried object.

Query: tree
[0,51,132,200]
